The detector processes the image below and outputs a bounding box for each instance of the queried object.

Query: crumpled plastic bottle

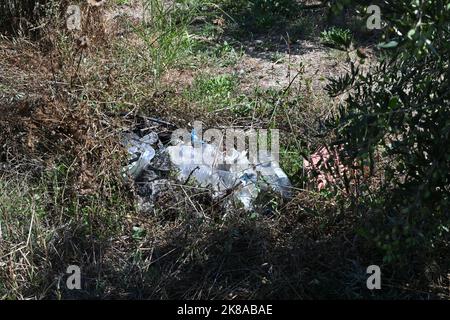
[256,150,293,199]
[122,132,157,179]
[167,130,293,210]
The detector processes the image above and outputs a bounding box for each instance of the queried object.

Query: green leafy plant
[327,0,450,265]
[186,73,238,110]
[135,0,199,81]
[320,27,353,50]
[217,0,301,31]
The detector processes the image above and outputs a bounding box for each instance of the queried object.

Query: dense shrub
[217,0,302,31]
[0,1,48,34]
[328,0,450,266]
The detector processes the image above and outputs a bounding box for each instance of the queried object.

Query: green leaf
[378,41,399,49]
[407,29,416,39]
[388,96,400,109]
[132,226,146,240]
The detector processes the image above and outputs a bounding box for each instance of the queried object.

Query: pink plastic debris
[303,146,346,190]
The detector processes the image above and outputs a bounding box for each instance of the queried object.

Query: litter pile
[122,125,293,212]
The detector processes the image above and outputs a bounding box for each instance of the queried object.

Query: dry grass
[0,0,448,300]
